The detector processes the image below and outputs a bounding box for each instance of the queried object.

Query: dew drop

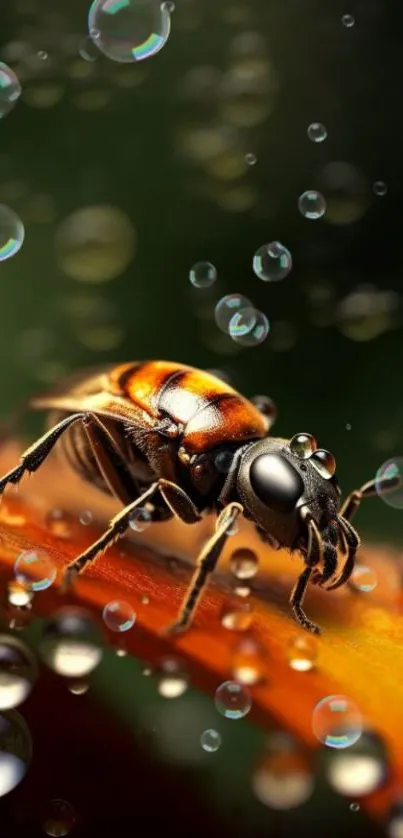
[289,433,317,459]
[39,607,104,677]
[312,695,362,749]
[102,600,136,632]
[201,728,221,752]
[14,549,56,592]
[220,598,254,631]
[7,580,33,608]
[231,637,266,685]
[0,636,37,710]
[79,509,93,526]
[0,63,21,118]
[157,657,189,698]
[298,190,326,220]
[230,548,259,580]
[287,635,318,672]
[253,241,292,282]
[88,0,171,63]
[129,506,152,532]
[189,261,217,289]
[0,710,32,797]
[214,680,251,719]
[324,731,388,796]
[252,733,314,809]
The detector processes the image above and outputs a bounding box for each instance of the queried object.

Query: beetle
[0,360,396,635]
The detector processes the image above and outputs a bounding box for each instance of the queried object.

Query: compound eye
[250,453,304,514]
[310,449,336,479]
[289,433,317,459]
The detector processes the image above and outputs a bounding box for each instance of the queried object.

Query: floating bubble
[350,802,360,812]
[220,599,253,631]
[298,190,326,220]
[375,459,403,509]
[307,122,327,143]
[0,636,37,710]
[0,205,24,261]
[79,509,93,525]
[157,657,189,698]
[287,635,318,672]
[342,14,355,27]
[88,0,171,64]
[351,565,377,592]
[55,204,136,283]
[46,508,75,539]
[230,548,259,580]
[251,395,277,427]
[42,799,76,837]
[252,733,314,809]
[324,730,388,796]
[14,549,56,592]
[129,506,152,531]
[189,261,217,289]
[230,310,269,347]
[215,680,251,719]
[102,600,136,632]
[373,180,387,196]
[39,607,104,677]
[231,637,266,685]
[253,241,292,282]
[229,306,256,338]
[201,728,221,752]
[215,293,253,334]
[0,63,21,119]
[312,695,362,749]
[0,710,32,797]
[245,152,257,166]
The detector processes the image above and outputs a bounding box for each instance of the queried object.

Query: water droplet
[129,506,152,531]
[253,241,292,282]
[310,449,336,479]
[230,548,259,580]
[373,180,387,196]
[312,695,362,749]
[0,636,37,710]
[67,680,89,695]
[375,459,403,509]
[7,580,33,608]
[289,433,317,459]
[201,728,221,752]
[214,680,251,719]
[234,585,251,598]
[215,293,253,334]
[298,190,326,220]
[0,205,24,261]
[251,395,277,427]
[342,14,355,27]
[14,549,56,592]
[42,799,76,837]
[350,802,360,812]
[157,657,189,698]
[88,0,171,63]
[245,152,257,165]
[231,637,266,685]
[46,508,74,539]
[288,635,318,672]
[324,730,388,796]
[79,509,93,525]
[252,733,314,809]
[0,63,21,118]
[228,306,257,338]
[351,564,377,593]
[307,122,327,143]
[0,710,32,797]
[102,600,136,632]
[230,310,269,347]
[39,607,104,677]
[189,261,217,289]
[221,598,254,631]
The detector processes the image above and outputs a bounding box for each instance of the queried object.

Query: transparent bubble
[215,293,253,334]
[324,731,388,796]
[252,733,314,809]
[351,565,377,593]
[129,506,152,532]
[287,635,318,672]
[55,205,136,283]
[230,310,269,347]
[189,261,217,289]
[0,205,24,261]
[102,600,136,632]
[253,241,292,282]
[373,180,387,196]
[342,14,355,27]
[157,657,189,698]
[312,695,362,749]
[220,599,253,631]
[14,549,56,592]
[346,423,352,431]
[88,0,171,63]
[375,459,403,509]
[39,607,104,678]
[0,63,21,119]
[231,637,266,685]
[245,152,257,166]
[229,306,257,338]
[0,710,32,797]
[79,36,100,61]
[201,728,221,752]
[42,799,76,837]
[0,636,37,710]
[46,508,74,539]
[79,509,93,526]
[289,433,317,459]
[310,449,336,479]
[230,547,259,580]
[215,680,251,719]
[298,190,326,220]
[350,802,360,812]
[307,122,327,143]
[7,580,33,608]
[251,395,277,427]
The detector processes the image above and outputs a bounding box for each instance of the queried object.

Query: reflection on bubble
[42,799,76,837]
[342,14,355,27]
[312,695,362,749]
[229,307,256,338]
[351,565,377,592]
[375,459,403,509]
[55,204,136,283]
[0,205,24,261]
[39,607,104,677]
[88,0,171,63]
[324,731,388,796]
[14,549,56,592]
[252,733,314,810]
[307,122,327,143]
[245,152,257,165]
[373,180,387,196]
[201,729,221,752]
[230,310,269,347]
[129,506,152,531]
[215,293,253,334]
[253,241,292,282]
[298,190,326,220]
[103,600,136,632]
[0,636,37,710]
[214,680,251,719]
[0,710,32,797]
[0,63,21,118]
[189,261,217,289]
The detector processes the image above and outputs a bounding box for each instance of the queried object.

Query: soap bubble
[298,190,326,220]
[0,710,32,797]
[215,293,253,334]
[0,205,24,261]
[312,695,362,749]
[0,63,21,118]
[102,600,136,632]
[214,680,251,719]
[88,0,171,64]
[307,122,327,143]
[14,549,56,592]
[253,241,292,281]
[189,261,217,289]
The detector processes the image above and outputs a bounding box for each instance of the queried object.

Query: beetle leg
[290,512,323,634]
[340,472,401,521]
[166,502,244,635]
[0,413,87,494]
[324,516,359,591]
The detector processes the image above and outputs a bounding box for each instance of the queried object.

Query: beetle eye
[250,453,304,514]
[310,449,336,479]
[289,433,317,459]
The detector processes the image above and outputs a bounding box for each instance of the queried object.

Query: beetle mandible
[0,360,396,634]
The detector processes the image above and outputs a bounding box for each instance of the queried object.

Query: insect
[0,361,396,635]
